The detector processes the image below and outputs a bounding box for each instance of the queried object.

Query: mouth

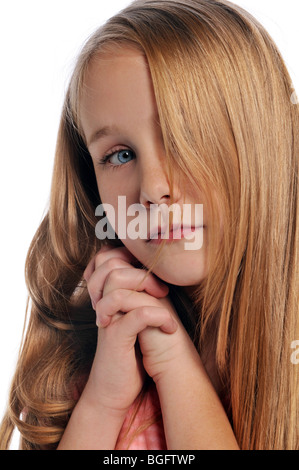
[146,224,204,244]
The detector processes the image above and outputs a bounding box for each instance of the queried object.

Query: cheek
[97,193,139,241]
[97,178,142,235]
[97,180,115,205]
[97,175,137,206]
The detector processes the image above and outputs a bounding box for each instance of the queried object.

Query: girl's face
[80,45,208,286]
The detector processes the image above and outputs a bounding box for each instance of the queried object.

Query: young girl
[1,0,298,450]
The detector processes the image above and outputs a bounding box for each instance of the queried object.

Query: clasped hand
[82,245,195,416]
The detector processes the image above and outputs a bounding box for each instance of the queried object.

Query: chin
[150,260,207,287]
[123,241,207,286]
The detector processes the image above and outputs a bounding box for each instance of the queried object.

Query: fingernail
[97,316,109,328]
[169,319,178,334]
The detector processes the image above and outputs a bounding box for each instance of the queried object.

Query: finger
[104,267,169,299]
[96,310,123,329]
[96,289,172,328]
[96,289,153,327]
[83,245,137,282]
[116,306,178,338]
[83,256,96,283]
[94,246,138,270]
[87,258,134,308]
[87,257,168,309]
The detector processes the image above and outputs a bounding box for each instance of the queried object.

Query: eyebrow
[88,125,119,147]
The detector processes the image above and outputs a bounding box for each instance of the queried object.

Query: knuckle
[94,247,114,267]
[87,274,100,297]
[94,251,104,266]
[111,288,124,305]
[105,267,124,286]
[106,257,124,271]
[95,297,105,316]
[136,306,152,322]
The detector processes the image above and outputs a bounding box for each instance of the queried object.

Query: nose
[138,157,180,208]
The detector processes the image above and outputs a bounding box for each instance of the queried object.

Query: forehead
[79,44,158,145]
[86,43,148,79]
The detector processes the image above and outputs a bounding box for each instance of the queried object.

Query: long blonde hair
[1,0,298,450]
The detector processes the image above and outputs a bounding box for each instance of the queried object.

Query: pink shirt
[115,384,167,450]
[115,383,232,450]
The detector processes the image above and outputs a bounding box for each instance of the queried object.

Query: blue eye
[109,149,135,166]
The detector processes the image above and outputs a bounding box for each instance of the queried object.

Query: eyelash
[97,147,136,169]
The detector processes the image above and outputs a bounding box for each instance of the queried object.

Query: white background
[0,0,298,449]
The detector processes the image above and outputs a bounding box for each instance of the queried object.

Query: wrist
[78,381,130,421]
[154,353,203,390]
[57,390,128,450]
[152,335,204,387]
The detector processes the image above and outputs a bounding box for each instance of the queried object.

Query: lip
[146,224,203,244]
